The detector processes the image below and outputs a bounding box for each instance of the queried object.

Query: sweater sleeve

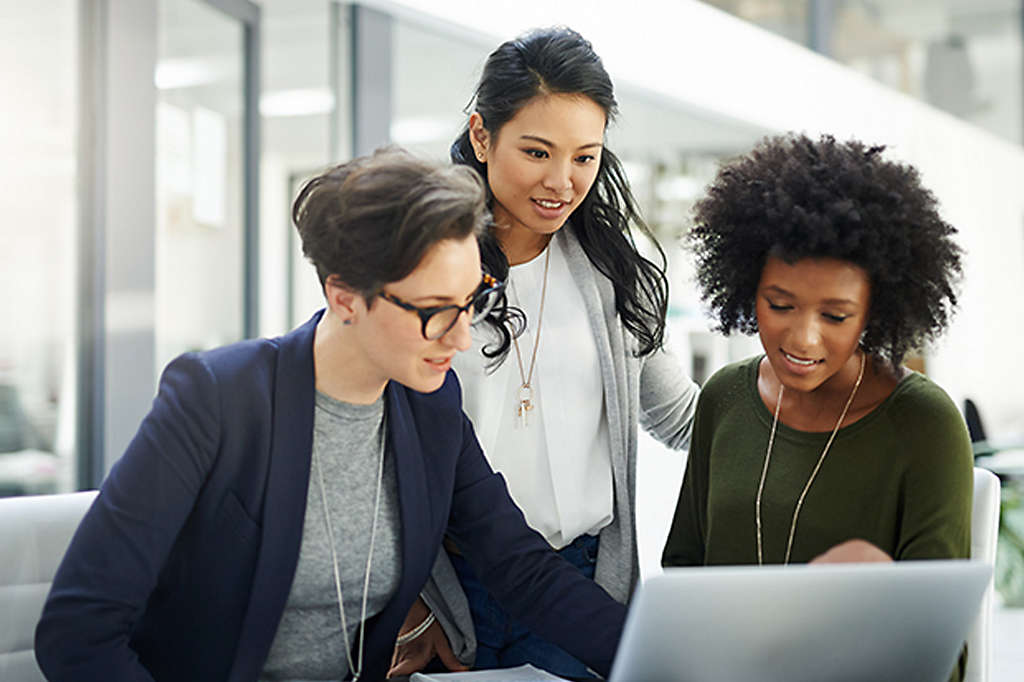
[891,378,973,560]
[660,363,734,567]
[638,344,700,451]
[419,548,476,665]
[661,397,712,566]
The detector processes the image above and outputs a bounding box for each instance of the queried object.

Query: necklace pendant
[517,384,533,427]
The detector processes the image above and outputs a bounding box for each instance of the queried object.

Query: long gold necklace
[509,246,551,428]
[755,351,866,565]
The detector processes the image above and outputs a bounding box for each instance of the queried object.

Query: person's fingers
[433,627,469,672]
[387,655,419,677]
[388,641,433,677]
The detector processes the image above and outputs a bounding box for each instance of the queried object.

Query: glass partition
[155,0,246,371]
[391,18,486,161]
[257,0,351,332]
[0,1,79,496]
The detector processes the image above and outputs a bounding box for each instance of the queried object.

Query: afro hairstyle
[687,133,962,367]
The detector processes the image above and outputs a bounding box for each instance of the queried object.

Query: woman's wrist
[395,611,436,646]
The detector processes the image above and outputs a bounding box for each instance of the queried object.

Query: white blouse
[453,238,613,549]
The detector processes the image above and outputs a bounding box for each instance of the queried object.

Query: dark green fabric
[662,356,973,681]
[663,355,972,566]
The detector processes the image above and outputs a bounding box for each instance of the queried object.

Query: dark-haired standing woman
[390,27,699,678]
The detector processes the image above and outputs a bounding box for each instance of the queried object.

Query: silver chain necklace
[313,408,387,681]
[755,351,865,565]
[509,246,551,428]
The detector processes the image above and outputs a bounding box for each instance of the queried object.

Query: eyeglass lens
[423,284,501,340]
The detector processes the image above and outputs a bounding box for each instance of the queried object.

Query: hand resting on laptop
[810,538,893,565]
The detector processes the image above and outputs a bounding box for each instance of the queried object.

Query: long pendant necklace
[509,246,551,428]
[313,409,387,681]
[755,351,866,565]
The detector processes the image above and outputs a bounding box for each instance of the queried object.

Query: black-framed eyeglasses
[378,273,505,340]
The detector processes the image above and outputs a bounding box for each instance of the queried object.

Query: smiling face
[755,256,871,395]
[345,234,481,395]
[470,93,606,261]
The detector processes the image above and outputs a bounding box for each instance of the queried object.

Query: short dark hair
[688,133,963,367]
[293,148,490,302]
[452,26,669,360]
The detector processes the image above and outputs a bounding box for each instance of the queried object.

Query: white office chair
[965,467,1001,682]
[0,490,98,682]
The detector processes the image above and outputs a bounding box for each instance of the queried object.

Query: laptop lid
[609,560,991,682]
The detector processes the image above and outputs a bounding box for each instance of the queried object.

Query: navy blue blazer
[36,312,625,681]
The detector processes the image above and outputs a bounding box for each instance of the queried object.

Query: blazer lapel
[387,382,434,591]
[227,312,320,682]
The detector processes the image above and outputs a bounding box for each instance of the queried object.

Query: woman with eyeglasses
[35,149,627,682]
[389,27,699,679]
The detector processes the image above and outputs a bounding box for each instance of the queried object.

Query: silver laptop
[609,560,991,682]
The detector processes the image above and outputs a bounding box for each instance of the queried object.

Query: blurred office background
[2,0,1024,675]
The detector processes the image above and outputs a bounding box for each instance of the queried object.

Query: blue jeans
[449,534,600,679]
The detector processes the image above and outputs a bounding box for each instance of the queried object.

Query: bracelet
[395,612,436,646]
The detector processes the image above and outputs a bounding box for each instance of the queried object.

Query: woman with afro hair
[663,132,972,575]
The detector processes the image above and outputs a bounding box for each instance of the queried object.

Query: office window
[258,0,349,333]
[391,18,486,161]
[0,1,79,496]
[155,0,246,371]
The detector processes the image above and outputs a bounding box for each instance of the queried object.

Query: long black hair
[452,26,669,362]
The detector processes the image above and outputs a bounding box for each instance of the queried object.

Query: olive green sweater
[663,356,972,566]
[662,356,974,681]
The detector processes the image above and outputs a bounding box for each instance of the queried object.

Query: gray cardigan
[422,228,699,663]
